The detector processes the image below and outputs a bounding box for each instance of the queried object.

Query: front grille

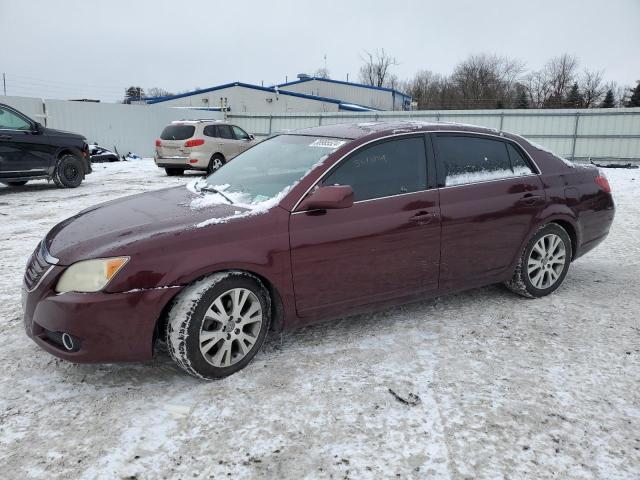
[24,243,51,291]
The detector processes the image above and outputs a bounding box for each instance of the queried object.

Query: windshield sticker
[308,139,346,149]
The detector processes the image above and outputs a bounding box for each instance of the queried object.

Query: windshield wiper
[199,185,235,204]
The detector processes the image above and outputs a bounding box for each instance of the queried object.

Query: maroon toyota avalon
[22,122,615,379]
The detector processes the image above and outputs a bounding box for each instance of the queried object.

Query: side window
[507,143,534,175]
[217,125,233,139]
[232,125,250,140]
[323,137,428,202]
[0,107,31,130]
[203,125,218,137]
[437,135,513,186]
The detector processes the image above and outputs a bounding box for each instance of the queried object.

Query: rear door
[433,133,545,291]
[289,135,441,319]
[0,106,51,178]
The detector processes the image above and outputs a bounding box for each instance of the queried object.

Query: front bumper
[23,263,182,363]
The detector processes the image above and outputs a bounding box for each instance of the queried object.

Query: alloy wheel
[198,288,262,368]
[527,233,566,289]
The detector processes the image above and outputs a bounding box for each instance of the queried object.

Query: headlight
[55,257,129,293]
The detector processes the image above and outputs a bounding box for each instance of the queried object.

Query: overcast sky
[1,0,638,102]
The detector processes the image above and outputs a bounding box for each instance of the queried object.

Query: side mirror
[298,185,354,211]
[248,134,255,140]
[32,122,43,134]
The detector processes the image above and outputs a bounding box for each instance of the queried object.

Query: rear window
[160,124,195,140]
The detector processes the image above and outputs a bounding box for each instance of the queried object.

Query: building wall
[154,86,341,113]
[281,80,407,111]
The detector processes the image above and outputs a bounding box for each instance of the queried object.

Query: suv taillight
[184,139,205,148]
[155,139,161,147]
[595,171,611,193]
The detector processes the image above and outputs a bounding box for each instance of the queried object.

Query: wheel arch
[549,219,578,260]
[152,267,285,350]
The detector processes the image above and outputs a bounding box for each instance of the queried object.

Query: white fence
[227,108,640,161]
[2,95,639,161]
[0,95,223,157]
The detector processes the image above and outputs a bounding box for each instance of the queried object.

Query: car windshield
[199,135,347,204]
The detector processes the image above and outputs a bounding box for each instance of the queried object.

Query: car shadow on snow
[39,284,516,387]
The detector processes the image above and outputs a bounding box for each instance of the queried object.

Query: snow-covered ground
[0,160,638,479]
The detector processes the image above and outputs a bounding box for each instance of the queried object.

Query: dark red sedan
[22,122,615,379]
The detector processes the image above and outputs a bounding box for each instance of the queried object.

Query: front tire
[1,180,28,187]
[54,154,85,188]
[506,223,572,298]
[165,167,184,176]
[166,272,271,380]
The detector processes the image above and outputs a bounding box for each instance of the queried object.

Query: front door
[0,106,51,178]
[289,135,441,319]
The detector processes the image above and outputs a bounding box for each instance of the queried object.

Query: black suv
[0,103,91,188]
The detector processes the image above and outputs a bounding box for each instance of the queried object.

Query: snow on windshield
[188,135,345,227]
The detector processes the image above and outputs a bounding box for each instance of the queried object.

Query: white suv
[154,120,259,176]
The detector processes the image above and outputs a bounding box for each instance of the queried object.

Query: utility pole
[2,73,6,96]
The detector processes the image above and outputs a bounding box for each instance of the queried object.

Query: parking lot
[0,160,638,479]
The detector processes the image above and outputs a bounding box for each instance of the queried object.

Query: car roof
[285,121,503,140]
[170,119,229,125]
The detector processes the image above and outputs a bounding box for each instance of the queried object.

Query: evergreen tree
[564,83,584,108]
[627,81,640,107]
[124,86,145,104]
[600,90,615,108]
[516,89,529,109]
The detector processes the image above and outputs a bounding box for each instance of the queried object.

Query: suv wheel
[207,155,225,175]
[165,167,184,176]
[166,272,271,380]
[1,180,28,187]
[54,154,85,188]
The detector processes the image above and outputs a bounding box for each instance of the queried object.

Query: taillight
[155,139,161,147]
[595,171,611,193]
[184,139,205,148]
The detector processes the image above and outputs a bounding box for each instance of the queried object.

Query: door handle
[520,193,543,206]
[0,135,12,140]
[409,211,438,225]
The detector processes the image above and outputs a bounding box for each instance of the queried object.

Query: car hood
[45,186,250,265]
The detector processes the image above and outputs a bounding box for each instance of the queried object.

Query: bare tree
[403,70,447,109]
[543,54,579,107]
[146,87,173,98]
[525,70,552,108]
[450,54,525,108]
[313,68,330,79]
[358,49,399,88]
[580,69,606,108]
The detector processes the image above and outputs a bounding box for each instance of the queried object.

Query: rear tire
[1,180,28,187]
[505,223,572,298]
[165,167,184,176]
[207,154,225,175]
[54,154,85,188]
[165,272,271,380]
